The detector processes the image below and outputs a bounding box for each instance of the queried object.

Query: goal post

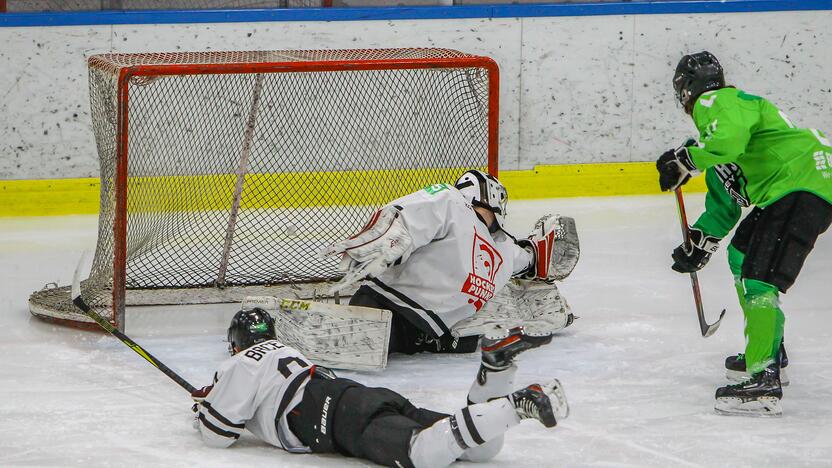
[29,48,499,331]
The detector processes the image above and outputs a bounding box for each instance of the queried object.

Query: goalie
[322,170,580,361]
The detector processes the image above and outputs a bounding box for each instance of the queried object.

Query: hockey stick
[674,188,726,337]
[71,253,197,394]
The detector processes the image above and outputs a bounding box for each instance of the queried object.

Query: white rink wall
[1,9,831,179]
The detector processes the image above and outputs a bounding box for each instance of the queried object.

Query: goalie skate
[242,296,392,371]
[452,279,573,339]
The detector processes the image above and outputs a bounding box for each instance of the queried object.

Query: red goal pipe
[114,68,131,332]
[487,62,499,178]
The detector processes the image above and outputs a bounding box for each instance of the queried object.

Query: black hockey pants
[730,191,832,293]
[349,285,480,355]
[287,373,448,468]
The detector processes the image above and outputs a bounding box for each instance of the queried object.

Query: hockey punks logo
[462,231,503,311]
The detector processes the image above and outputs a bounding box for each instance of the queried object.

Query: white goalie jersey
[363,184,533,337]
[195,340,313,452]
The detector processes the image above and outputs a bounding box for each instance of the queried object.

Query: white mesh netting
[29,48,497,328]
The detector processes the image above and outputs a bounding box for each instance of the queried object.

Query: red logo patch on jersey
[461,231,504,311]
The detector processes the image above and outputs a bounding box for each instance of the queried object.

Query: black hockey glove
[656,143,699,192]
[671,228,720,273]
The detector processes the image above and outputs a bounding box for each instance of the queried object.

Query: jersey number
[277,356,310,378]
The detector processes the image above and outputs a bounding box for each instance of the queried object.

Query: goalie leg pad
[242,296,393,371]
[452,280,572,339]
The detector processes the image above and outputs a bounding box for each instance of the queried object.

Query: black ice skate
[725,340,789,386]
[510,380,569,428]
[480,327,552,371]
[715,364,783,417]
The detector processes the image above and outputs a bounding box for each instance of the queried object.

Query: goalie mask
[227,307,276,355]
[454,170,508,233]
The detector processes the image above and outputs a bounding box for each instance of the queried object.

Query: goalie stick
[674,187,725,337]
[71,253,197,394]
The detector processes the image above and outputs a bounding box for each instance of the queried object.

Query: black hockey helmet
[673,51,725,113]
[227,308,276,355]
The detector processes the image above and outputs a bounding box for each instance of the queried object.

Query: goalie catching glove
[322,205,412,293]
[520,214,580,282]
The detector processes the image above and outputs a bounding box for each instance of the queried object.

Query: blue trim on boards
[1,1,831,28]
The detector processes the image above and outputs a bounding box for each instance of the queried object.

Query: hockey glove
[323,205,412,293]
[520,214,580,282]
[671,228,720,273]
[191,385,213,402]
[656,142,700,192]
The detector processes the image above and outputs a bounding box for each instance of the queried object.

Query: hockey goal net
[29,48,499,330]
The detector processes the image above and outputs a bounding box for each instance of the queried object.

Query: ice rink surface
[2,194,831,467]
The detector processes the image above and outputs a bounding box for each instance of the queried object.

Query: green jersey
[688,87,832,238]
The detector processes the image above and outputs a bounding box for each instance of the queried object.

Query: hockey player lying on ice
[322,169,580,361]
[656,51,832,416]
[191,308,569,468]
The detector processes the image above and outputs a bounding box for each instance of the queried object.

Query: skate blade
[714,396,782,417]
[545,379,570,421]
[726,368,789,387]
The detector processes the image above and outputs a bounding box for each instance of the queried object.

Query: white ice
[3,194,832,467]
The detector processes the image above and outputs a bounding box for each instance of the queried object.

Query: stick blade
[701,308,727,338]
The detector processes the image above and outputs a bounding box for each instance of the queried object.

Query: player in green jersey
[656,51,832,416]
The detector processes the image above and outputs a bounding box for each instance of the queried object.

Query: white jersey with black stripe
[367,184,532,337]
[196,340,312,452]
